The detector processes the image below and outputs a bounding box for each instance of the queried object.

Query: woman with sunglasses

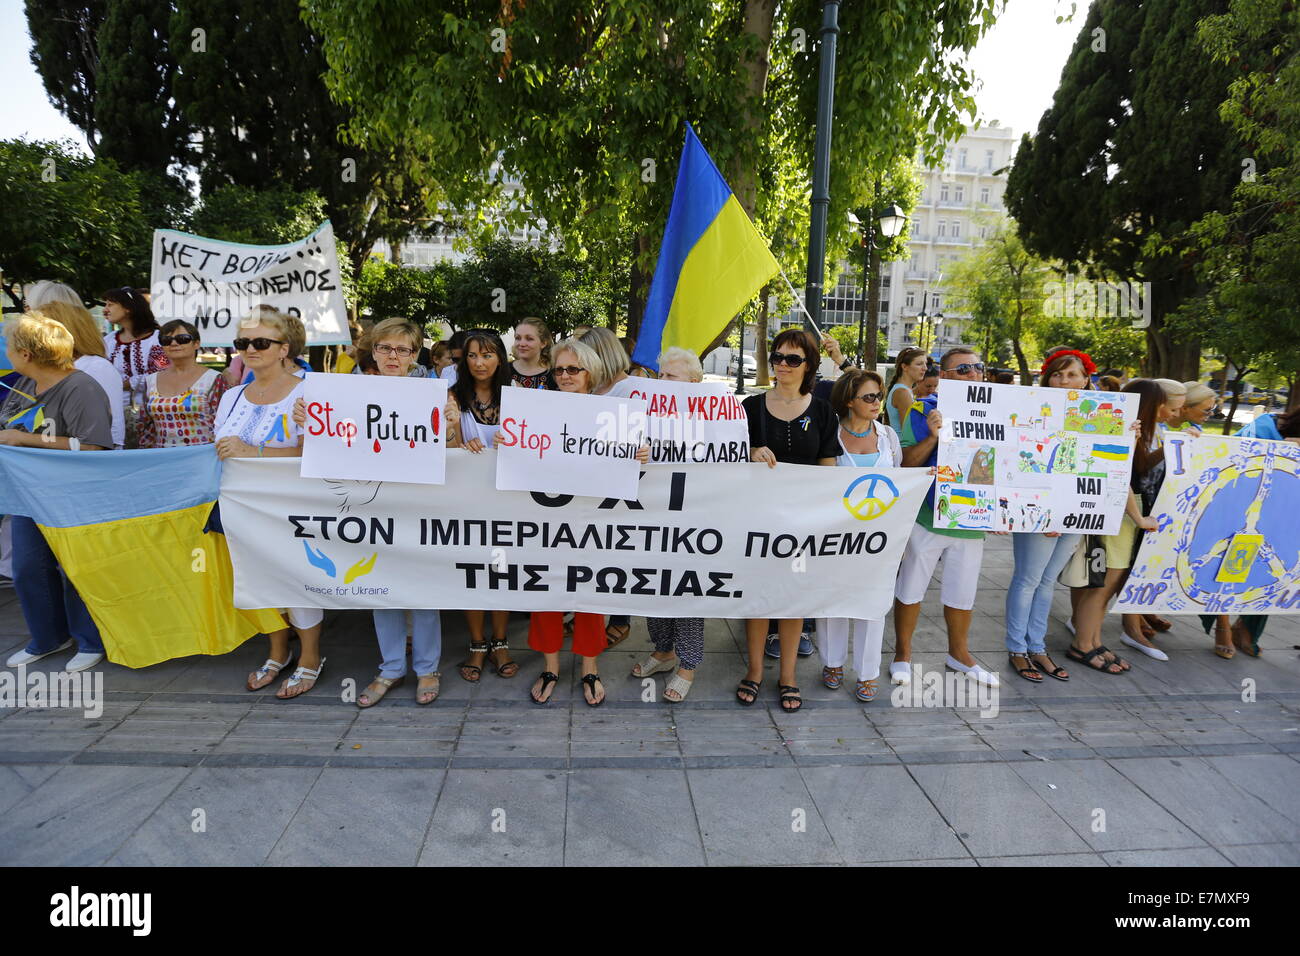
[522,337,649,707]
[1003,348,1092,684]
[294,316,449,706]
[216,306,326,699]
[739,329,839,713]
[445,329,520,685]
[136,320,228,448]
[818,368,903,702]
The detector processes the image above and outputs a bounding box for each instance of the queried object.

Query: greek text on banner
[220,452,932,620]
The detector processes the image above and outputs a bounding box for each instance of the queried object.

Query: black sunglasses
[553,365,586,376]
[159,333,196,346]
[770,351,807,367]
[233,337,285,351]
[854,392,883,404]
[951,362,985,375]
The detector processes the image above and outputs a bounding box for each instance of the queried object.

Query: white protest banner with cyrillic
[935,380,1137,533]
[300,373,448,484]
[149,220,348,347]
[496,387,648,499]
[1115,433,1300,614]
[220,453,931,619]
[607,377,749,464]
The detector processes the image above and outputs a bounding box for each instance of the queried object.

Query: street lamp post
[804,1,841,335]
[849,204,906,369]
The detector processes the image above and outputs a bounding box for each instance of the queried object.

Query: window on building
[910,217,921,235]
[932,293,942,309]
[951,220,961,239]
[937,219,947,237]
[940,184,950,203]
[954,185,964,203]
[905,322,914,337]
[979,226,989,239]
[980,186,991,204]
[985,149,995,169]
[879,301,889,315]
[906,291,915,308]
[958,148,968,168]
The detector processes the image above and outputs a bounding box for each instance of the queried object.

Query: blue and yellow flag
[632,125,780,372]
[0,446,285,668]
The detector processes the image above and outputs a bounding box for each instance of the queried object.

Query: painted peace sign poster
[1115,433,1300,615]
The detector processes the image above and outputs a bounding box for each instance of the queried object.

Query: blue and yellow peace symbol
[843,473,900,521]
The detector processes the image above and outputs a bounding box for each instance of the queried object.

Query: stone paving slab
[2,535,1299,865]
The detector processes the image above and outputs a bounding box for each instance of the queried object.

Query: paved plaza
[1,535,1298,867]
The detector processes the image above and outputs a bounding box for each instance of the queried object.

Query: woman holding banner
[630,347,710,702]
[217,307,327,700]
[0,311,114,674]
[35,299,127,450]
[136,320,228,448]
[740,329,839,713]
[579,326,636,647]
[1003,348,1093,684]
[1068,379,1164,674]
[818,367,903,701]
[523,336,648,706]
[447,329,520,684]
[510,317,555,390]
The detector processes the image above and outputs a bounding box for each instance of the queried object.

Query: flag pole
[777,267,823,338]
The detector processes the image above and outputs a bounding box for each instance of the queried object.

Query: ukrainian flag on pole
[631,124,780,372]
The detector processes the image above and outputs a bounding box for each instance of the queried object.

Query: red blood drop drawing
[409,439,416,448]
[372,439,382,453]
[430,407,440,435]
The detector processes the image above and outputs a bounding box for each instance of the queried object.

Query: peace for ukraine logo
[302,542,379,582]
[842,474,900,521]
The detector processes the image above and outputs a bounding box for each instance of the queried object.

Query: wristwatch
[839,359,853,371]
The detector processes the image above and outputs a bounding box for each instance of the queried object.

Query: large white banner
[300,373,449,484]
[936,380,1137,533]
[149,220,348,347]
[607,377,749,464]
[1114,433,1300,614]
[496,388,648,499]
[220,453,932,619]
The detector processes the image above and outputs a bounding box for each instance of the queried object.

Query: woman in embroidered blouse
[137,320,228,448]
[214,306,324,700]
[101,286,168,403]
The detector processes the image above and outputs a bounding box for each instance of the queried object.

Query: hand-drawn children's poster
[1115,433,1300,615]
[936,380,1137,533]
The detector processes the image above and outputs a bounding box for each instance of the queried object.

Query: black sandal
[778,684,802,713]
[1009,654,1043,682]
[1030,652,1070,681]
[1097,645,1131,671]
[736,678,761,706]
[459,639,489,683]
[488,638,519,679]
[530,671,559,704]
[1065,644,1124,675]
[580,672,605,707]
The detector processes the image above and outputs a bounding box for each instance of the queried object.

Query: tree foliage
[1005,0,1244,380]
[0,138,151,296]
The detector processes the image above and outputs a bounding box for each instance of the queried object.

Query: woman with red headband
[1003,348,1100,683]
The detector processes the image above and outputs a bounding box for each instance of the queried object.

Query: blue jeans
[1005,533,1080,655]
[373,609,442,679]
[11,515,103,655]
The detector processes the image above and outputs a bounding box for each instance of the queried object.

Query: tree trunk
[756,284,771,386]
[1145,277,1200,379]
[864,243,882,370]
[626,232,652,340]
[730,0,777,220]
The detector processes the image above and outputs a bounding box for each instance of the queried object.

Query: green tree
[303,0,1002,348]
[1167,0,1300,420]
[189,185,327,246]
[1005,0,1245,380]
[357,257,453,328]
[0,138,151,297]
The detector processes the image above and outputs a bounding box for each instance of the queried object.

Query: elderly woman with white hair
[628,347,708,702]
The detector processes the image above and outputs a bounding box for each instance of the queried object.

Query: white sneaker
[65,651,105,672]
[945,655,1001,688]
[1121,634,1168,661]
[6,639,74,667]
[890,661,912,685]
